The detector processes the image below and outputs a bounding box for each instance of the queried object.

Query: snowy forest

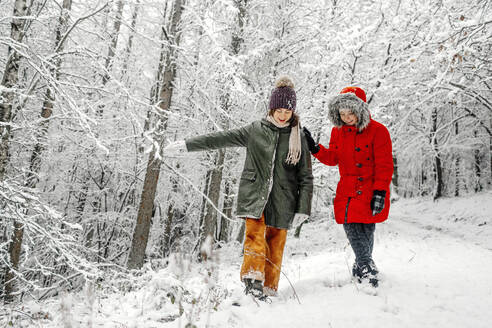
[1,0,491,326]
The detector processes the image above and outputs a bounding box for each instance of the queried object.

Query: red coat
[313,119,393,224]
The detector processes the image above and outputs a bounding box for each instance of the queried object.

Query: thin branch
[449,81,492,111]
[54,2,111,53]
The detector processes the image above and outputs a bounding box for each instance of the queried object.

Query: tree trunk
[0,0,31,182]
[455,155,460,197]
[431,108,443,200]
[224,0,248,246]
[421,160,427,197]
[127,148,161,269]
[1,0,33,304]
[199,149,225,255]
[127,0,184,270]
[236,221,245,244]
[3,221,24,303]
[434,154,443,200]
[199,170,212,228]
[22,0,74,292]
[474,130,482,192]
[27,0,73,189]
[140,0,171,154]
[75,177,90,223]
[122,0,140,77]
[219,178,234,242]
[392,156,398,195]
[162,202,174,257]
[101,0,125,86]
[161,175,178,257]
[96,0,124,118]
[231,0,247,54]
[197,0,247,252]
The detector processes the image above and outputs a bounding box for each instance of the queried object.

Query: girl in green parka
[165,76,313,300]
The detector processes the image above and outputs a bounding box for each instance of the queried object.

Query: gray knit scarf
[266,114,301,165]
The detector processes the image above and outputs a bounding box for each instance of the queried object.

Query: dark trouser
[343,223,375,266]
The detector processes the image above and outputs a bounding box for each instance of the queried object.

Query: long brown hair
[268,109,299,127]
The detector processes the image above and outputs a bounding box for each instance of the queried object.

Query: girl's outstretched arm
[185,123,252,152]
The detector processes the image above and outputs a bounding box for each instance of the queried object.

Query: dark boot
[244,278,269,301]
[352,263,363,283]
[359,261,379,287]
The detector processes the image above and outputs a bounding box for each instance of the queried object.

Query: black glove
[370,190,386,215]
[303,127,320,154]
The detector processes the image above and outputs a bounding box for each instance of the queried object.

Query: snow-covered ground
[3,191,492,327]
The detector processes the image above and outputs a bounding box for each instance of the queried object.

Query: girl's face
[339,109,358,126]
[273,108,293,125]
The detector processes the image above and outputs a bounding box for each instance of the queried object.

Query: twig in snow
[408,249,416,262]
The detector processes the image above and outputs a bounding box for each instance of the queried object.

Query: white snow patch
[3,192,492,327]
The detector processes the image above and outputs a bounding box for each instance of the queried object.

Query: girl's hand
[163,140,186,156]
[303,127,320,154]
[371,190,386,215]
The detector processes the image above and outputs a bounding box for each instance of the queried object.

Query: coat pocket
[240,170,256,182]
[238,170,258,210]
[279,185,297,214]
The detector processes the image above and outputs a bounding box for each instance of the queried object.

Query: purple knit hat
[269,76,296,111]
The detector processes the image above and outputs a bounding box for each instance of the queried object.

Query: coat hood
[328,93,370,131]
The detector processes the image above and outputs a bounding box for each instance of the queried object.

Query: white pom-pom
[275,76,294,88]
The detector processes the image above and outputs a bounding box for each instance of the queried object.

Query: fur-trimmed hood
[328,93,370,131]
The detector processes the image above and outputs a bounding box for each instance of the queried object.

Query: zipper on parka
[344,197,352,224]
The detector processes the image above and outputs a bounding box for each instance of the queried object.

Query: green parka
[185,119,313,230]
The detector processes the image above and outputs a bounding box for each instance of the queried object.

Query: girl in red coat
[303,87,393,287]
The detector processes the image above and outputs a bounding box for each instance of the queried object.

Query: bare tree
[199,149,225,250]
[200,0,248,251]
[219,176,235,242]
[127,0,185,270]
[1,0,33,304]
[101,0,125,86]
[122,0,141,77]
[0,0,31,182]
[27,0,73,189]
